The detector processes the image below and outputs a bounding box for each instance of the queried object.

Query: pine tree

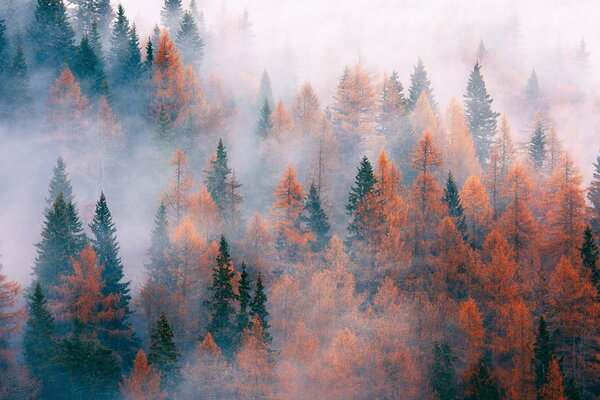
[463,358,500,400]
[0,19,7,80]
[73,34,109,99]
[161,0,184,33]
[442,171,467,239]
[378,71,406,137]
[430,341,458,400]
[407,58,437,112]
[28,0,75,71]
[148,312,181,392]
[71,0,113,38]
[205,139,232,214]
[529,120,546,171]
[581,225,599,295]
[464,62,499,165]
[235,262,251,344]
[250,271,271,345]
[46,157,73,206]
[123,23,142,83]
[34,193,87,292]
[533,315,554,392]
[205,236,237,355]
[300,182,331,251]
[346,156,378,241]
[109,4,131,83]
[257,69,274,109]
[146,202,171,284]
[6,36,32,117]
[256,97,272,138]
[587,152,600,226]
[526,69,541,108]
[23,282,58,397]
[144,39,154,73]
[176,10,204,66]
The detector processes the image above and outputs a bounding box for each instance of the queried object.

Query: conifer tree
[463,358,500,400]
[539,357,567,400]
[73,35,109,99]
[430,341,458,400]
[526,69,541,108]
[155,104,173,144]
[250,271,271,345]
[109,4,131,83]
[300,182,331,252]
[89,21,105,66]
[145,39,154,73]
[378,71,406,137]
[6,36,31,117]
[529,120,546,171]
[146,202,171,284]
[235,262,251,344]
[29,0,75,71]
[0,20,7,81]
[581,225,599,295]
[148,312,181,392]
[71,0,113,38]
[442,171,467,239]
[205,139,232,213]
[257,69,274,109]
[347,156,376,216]
[23,282,58,397]
[407,58,437,112]
[256,97,272,138]
[533,315,554,392]
[124,23,143,83]
[120,350,166,400]
[587,152,600,226]
[205,236,237,355]
[176,10,204,66]
[161,0,184,33]
[464,62,499,165]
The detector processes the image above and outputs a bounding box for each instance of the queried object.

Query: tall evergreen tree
[257,69,274,109]
[34,193,87,292]
[205,139,232,213]
[529,120,546,171]
[46,156,74,207]
[581,225,599,296]
[442,171,467,238]
[430,341,458,400]
[533,315,554,393]
[407,58,437,112]
[256,97,272,138]
[300,182,331,252]
[526,69,541,107]
[462,358,500,400]
[73,34,109,99]
[235,262,251,344]
[148,312,181,392]
[28,0,76,71]
[124,23,142,82]
[250,271,271,345]
[0,19,8,79]
[587,152,600,227]
[146,202,171,284]
[176,10,204,66]
[144,38,154,73]
[464,62,499,165]
[109,4,130,82]
[205,236,237,355]
[23,282,58,397]
[6,36,32,118]
[347,156,376,215]
[161,0,184,33]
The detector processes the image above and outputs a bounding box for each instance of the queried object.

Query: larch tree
[29,0,75,71]
[445,98,480,184]
[152,30,186,124]
[407,58,437,112]
[464,62,499,165]
[176,10,204,67]
[410,92,445,152]
[47,68,89,138]
[539,357,567,400]
[120,350,167,400]
[457,298,485,366]
[148,312,181,394]
[269,100,293,139]
[163,149,193,223]
[460,175,490,245]
[292,81,323,136]
[0,261,23,344]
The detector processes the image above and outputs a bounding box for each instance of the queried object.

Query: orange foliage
[292,82,323,136]
[47,68,89,138]
[269,100,293,139]
[0,264,23,337]
[458,298,485,366]
[460,174,490,241]
[411,93,445,150]
[539,357,567,400]
[182,333,232,399]
[445,98,480,183]
[120,350,166,400]
[163,149,194,223]
[186,185,222,239]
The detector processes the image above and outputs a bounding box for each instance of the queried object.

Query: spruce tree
[581,225,599,296]
[28,0,76,71]
[526,69,541,106]
[463,358,500,400]
[257,69,274,109]
[146,202,171,284]
[161,0,184,33]
[144,39,154,74]
[250,271,271,345]
[176,10,204,66]
[7,36,32,118]
[205,236,237,355]
[235,262,251,344]
[124,23,142,82]
[0,20,7,79]
[529,120,546,171]
[205,139,232,213]
[587,152,600,227]
[346,156,377,239]
[73,34,109,99]
[407,58,437,112]
[23,282,58,397]
[430,341,457,400]
[34,193,87,292]
[533,315,554,392]
[109,4,130,82]
[464,62,499,165]
[71,0,113,38]
[442,171,467,239]
[46,156,74,207]
[148,312,181,391]
[256,97,272,138]
[301,182,331,252]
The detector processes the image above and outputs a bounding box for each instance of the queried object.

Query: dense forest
[0,0,599,399]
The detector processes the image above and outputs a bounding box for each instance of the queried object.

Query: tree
[70,0,113,37]
[445,98,480,183]
[250,271,271,344]
[176,11,204,66]
[47,68,89,137]
[378,71,406,139]
[460,175,489,246]
[430,341,457,400]
[28,0,75,71]
[46,157,74,207]
[256,97,273,138]
[539,357,567,400]
[120,350,167,400]
[0,262,22,343]
[23,282,57,397]
[462,358,500,400]
[347,156,376,218]
[109,4,130,81]
[464,62,499,165]
[442,171,467,239]
[161,0,184,33]
[292,82,323,136]
[5,36,31,118]
[205,236,237,355]
[533,315,554,393]
[587,151,600,226]
[269,100,293,138]
[163,149,193,223]
[148,312,181,392]
[300,182,331,252]
[580,226,599,295]
[457,298,485,365]
[34,193,87,293]
[257,69,273,109]
[146,203,171,284]
[235,262,251,345]
[529,120,546,172]
[525,69,541,109]
[407,58,437,112]
[205,139,232,214]
[73,34,109,99]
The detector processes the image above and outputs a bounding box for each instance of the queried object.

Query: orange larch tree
[152,30,186,122]
[182,333,232,399]
[292,82,323,136]
[269,100,293,139]
[460,174,490,244]
[539,357,567,400]
[163,149,194,223]
[47,67,89,139]
[120,350,167,400]
[445,98,480,184]
[457,297,485,367]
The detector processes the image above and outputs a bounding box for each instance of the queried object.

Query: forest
[0,0,599,399]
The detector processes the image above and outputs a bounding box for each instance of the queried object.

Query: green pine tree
[73,34,109,99]
[533,315,554,393]
[587,152,600,228]
[463,357,500,400]
[564,376,581,400]
[0,19,7,78]
[580,225,599,297]
[161,0,184,33]
[464,62,499,165]
[23,282,59,398]
[346,156,377,239]
[109,4,130,82]
[146,202,172,284]
[205,139,232,213]
[28,0,76,71]
[205,236,237,355]
[124,23,142,82]
[148,312,182,392]
[144,38,154,74]
[430,341,458,400]
[235,262,251,345]
[257,69,273,109]
[7,36,32,118]
[529,120,546,171]
[250,271,271,345]
[301,182,331,251]
[442,171,467,239]
[176,10,204,66]
[255,97,272,138]
[407,58,437,112]
[46,157,74,207]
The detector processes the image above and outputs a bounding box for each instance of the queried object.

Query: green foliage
[301,182,331,251]
[73,35,109,99]
[529,120,546,171]
[176,10,204,66]
[430,341,458,400]
[462,358,500,400]
[235,262,252,345]
[581,225,599,296]
[161,0,184,33]
[250,271,271,345]
[442,171,467,239]
[407,58,437,112]
[148,312,181,391]
[346,156,377,240]
[256,97,273,138]
[205,139,232,213]
[146,202,172,284]
[533,315,554,392]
